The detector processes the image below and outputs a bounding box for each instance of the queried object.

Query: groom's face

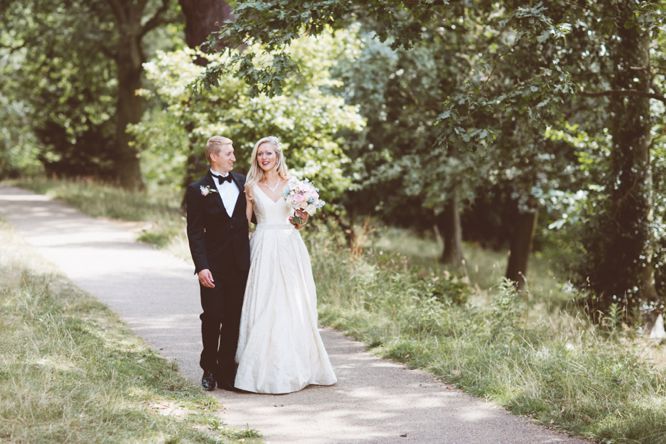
[212,144,236,173]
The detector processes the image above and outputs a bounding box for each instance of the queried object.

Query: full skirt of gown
[234,184,337,394]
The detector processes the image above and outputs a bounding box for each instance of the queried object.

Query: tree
[107,0,176,188]
[176,0,233,188]
[0,1,119,179]
[207,1,494,264]
[191,0,666,318]
[178,0,232,52]
[582,1,662,320]
[334,29,470,265]
[129,30,364,205]
[0,0,178,188]
[422,3,578,288]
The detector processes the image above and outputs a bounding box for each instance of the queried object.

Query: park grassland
[10,178,666,443]
[0,217,260,443]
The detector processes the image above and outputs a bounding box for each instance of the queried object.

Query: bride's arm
[246,194,254,225]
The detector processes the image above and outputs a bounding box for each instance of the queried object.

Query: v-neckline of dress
[255,183,285,204]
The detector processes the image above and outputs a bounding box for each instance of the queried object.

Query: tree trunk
[178,0,232,195]
[114,31,144,189]
[181,122,209,210]
[436,191,464,268]
[589,3,658,319]
[107,1,152,189]
[178,0,232,56]
[107,0,172,189]
[505,205,538,291]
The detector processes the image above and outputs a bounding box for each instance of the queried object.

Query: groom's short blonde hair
[205,136,233,162]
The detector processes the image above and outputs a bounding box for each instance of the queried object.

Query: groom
[185,136,250,391]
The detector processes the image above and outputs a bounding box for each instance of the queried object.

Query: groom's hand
[198,269,215,288]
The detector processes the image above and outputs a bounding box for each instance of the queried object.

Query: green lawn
[0,218,260,443]
[8,177,666,443]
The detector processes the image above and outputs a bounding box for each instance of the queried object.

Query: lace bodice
[252,184,291,225]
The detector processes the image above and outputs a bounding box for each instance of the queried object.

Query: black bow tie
[212,174,233,183]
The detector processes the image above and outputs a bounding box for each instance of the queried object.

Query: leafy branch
[579,89,666,104]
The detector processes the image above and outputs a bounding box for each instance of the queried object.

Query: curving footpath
[0,185,588,444]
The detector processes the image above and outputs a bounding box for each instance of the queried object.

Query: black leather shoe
[201,371,216,391]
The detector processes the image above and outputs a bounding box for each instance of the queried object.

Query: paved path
[0,185,587,444]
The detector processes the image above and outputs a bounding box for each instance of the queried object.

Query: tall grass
[0,221,259,443]
[371,225,573,309]
[312,230,666,443]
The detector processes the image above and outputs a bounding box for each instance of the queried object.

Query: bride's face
[256,144,278,172]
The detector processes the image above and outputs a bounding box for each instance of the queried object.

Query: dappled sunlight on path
[218,328,582,443]
[0,185,587,443]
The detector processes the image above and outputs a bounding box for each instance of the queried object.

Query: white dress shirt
[210,169,239,217]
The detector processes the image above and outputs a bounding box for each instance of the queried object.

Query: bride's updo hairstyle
[245,136,290,200]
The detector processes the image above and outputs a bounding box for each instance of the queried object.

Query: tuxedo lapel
[204,173,229,216]
[230,173,245,220]
[228,172,242,190]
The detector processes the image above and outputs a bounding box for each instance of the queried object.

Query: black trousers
[199,263,248,386]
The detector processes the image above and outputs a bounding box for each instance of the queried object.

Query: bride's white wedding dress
[234,184,337,394]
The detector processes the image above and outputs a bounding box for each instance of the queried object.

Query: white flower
[200,185,217,196]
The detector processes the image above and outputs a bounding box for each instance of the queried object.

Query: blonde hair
[245,136,289,199]
[205,136,232,163]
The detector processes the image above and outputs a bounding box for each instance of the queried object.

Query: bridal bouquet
[283,177,325,225]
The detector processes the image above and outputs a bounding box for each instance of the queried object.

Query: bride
[234,136,337,394]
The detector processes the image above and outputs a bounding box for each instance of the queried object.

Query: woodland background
[2,0,664,321]
[1,2,666,440]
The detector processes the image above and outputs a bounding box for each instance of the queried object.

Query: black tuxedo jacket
[186,171,250,274]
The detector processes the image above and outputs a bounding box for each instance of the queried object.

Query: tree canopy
[203,0,665,319]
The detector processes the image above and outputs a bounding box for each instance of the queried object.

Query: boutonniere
[200,185,218,196]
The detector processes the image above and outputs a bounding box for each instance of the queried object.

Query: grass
[313,228,666,443]
[13,177,181,221]
[0,219,260,443]
[370,225,572,309]
[5,177,666,443]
